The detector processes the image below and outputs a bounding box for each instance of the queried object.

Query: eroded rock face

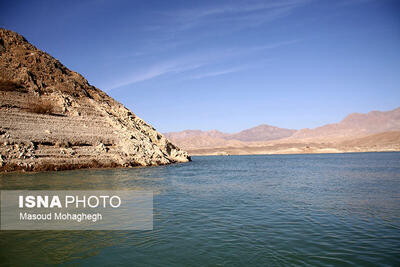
[0,28,190,172]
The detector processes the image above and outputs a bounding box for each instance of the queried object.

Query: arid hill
[164,124,296,149]
[340,131,400,148]
[288,108,400,141]
[166,108,400,155]
[0,28,190,172]
[226,124,296,142]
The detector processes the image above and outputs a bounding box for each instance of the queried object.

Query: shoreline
[0,159,191,174]
[188,149,400,157]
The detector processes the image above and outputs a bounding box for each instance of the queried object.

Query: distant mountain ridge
[164,107,400,151]
[226,124,296,142]
[164,124,296,148]
[289,107,400,141]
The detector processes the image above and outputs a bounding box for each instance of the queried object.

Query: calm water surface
[0,152,399,266]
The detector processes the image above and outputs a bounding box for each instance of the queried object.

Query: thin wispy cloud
[188,66,247,80]
[154,0,312,33]
[108,38,300,90]
[106,1,308,90]
[108,60,205,90]
[173,0,309,22]
[337,0,377,7]
[108,50,231,89]
[120,0,310,57]
[251,39,302,51]
[106,1,309,70]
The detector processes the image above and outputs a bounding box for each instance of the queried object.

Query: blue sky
[1,0,399,133]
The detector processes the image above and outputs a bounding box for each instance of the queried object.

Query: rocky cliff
[0,28,190,172]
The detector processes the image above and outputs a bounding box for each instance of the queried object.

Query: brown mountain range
[165,107,400,155]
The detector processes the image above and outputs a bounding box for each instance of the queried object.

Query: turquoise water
[1,152,400,266]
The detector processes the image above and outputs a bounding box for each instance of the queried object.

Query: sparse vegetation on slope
[0,79,26,92]
[27,99,55,115]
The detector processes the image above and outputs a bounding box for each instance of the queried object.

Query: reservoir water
[1,152,399,266]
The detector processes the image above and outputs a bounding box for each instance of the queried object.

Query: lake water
[1,152,399,266]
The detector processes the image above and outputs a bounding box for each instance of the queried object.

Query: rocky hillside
[0,28,190,172]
